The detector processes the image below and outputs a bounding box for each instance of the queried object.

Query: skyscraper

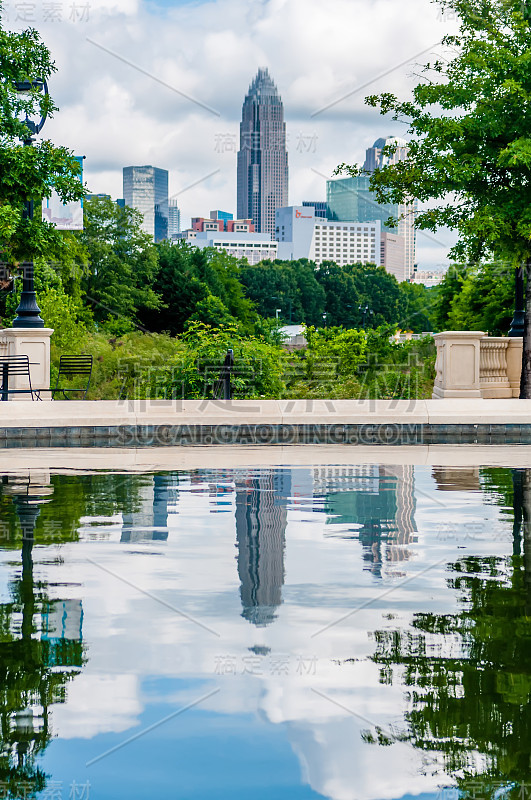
[168,198,181,238]
[363,136,409,172]
[237,68,288,236]
[364,137,416,279]
[123,165,169,243]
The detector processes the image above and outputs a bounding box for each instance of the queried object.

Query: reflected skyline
[235,469,288,627]
[0,463,520,800]
[319,465,417,577]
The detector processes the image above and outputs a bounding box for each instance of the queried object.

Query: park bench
[0,355,41,401]
[52,355,93,400]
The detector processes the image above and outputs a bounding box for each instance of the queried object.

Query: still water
[0,464,529,800]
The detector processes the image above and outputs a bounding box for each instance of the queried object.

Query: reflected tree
[0,476,85,798]
[366,467,531,799]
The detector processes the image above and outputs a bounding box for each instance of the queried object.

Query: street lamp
[12,78,49,329]
[275,308,281,320]
[359,304,374,328]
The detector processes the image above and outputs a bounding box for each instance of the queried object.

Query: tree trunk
[520,257,531,398]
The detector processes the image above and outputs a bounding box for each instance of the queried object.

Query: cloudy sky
[5,0,458,267]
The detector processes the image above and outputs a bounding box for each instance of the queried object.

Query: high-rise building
[123,165,169,243]
[363,136,409,172]
[168,198,181,238]
[326,137,417,281]
[237,68,288,236]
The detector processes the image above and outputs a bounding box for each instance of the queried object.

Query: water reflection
[121,474,179,543]
[367,466,531,800]
[235,470,287,627]
[0,462,526,800]
[321,465,417,576]
[0,475,84,798]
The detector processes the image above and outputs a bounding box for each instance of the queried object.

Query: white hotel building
[175,230,278,265]
[276,206,381,266]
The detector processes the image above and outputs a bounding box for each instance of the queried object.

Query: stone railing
[433,331,522,399]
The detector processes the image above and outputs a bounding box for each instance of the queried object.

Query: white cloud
[7,0,455,265]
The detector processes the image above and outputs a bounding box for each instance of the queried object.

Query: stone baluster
[479,337,511,397]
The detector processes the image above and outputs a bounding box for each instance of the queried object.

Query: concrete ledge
[2,444,531,472]
[0,398,530,448]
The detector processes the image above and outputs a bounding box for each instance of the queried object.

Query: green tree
[337,0,531,393]
[315,263,404,328]
[0,5,84,264]
[239,259,326,326]
[399,281,437,333]
[145,243,256,336]
[80,196,160,330]
[447,262,514,334]
[160,322,286,399]
[433,264,468,331]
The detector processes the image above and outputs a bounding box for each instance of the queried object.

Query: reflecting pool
[0,464,529,800]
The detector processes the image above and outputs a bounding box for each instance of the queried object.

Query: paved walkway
[1,398,531,448]
[2,397,531,427]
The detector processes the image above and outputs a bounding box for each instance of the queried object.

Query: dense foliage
[434,262,515,334]
[0,3,84,264]
[338,0,531,392]
[240,259,437,332]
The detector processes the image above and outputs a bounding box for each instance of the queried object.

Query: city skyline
[24,0,458,270]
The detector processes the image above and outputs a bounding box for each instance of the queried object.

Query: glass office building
[123,166,169,242]
[168,199,181,238]
[327,175,398,227]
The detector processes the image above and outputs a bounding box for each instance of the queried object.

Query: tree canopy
[337,0,531,390]
[0,4,84,263]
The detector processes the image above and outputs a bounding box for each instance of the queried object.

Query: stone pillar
[432,331,484,398]
[0,328,53,400]
[507,337,523,398]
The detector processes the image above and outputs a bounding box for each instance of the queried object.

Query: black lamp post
[12,79,49,329]
[359,304,374,328]
[509,264,525,337]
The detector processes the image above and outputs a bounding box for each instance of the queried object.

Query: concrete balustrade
[433,331,522,399]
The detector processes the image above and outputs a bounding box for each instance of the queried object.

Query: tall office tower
[365,136,416,281]
[363,136,409,172]
[168,198,181,237]
[237,68,288,236]
[123,166,169,243]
